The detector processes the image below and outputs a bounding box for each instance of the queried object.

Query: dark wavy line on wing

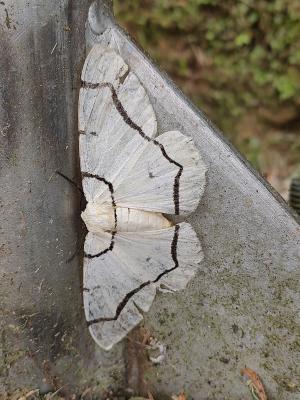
[82,173,117,258]
[81,80,183,215]
[86,224,180,325]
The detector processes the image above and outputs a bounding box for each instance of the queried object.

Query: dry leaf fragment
[172,393,187,400]
[147,391,155,400]
[18,389,40,400]
[241,368,267,400]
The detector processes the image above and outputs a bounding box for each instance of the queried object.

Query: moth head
[81,202,115,233]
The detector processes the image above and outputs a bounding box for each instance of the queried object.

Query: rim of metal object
[289,177,300,215]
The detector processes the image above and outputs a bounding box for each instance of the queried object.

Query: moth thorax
[116,207,172,232]
[82,203,172,233]
[81,203,115,233]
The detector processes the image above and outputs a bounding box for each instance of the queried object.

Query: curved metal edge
[86,0,114,50]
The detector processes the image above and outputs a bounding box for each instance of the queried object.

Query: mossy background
[115,0,300,198]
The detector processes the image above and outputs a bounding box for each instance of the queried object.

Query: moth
[79,39,206,350]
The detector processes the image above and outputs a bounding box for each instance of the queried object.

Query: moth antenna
[55,170,84,195]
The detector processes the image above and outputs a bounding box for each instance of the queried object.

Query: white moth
[79,38,206,350]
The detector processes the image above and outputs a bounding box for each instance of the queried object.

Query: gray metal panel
[0,0,124,395]
[87,9,300,400]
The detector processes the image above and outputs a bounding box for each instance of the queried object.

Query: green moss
[115,0,300,169]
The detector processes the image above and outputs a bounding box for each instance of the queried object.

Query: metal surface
[88,13,300,400]
[1,0,299,398]
[0,0,124,395]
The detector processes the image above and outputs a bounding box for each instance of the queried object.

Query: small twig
[80,387,92,399]
[19,389,39,399]
[48,386,64,399]
[50,42,58,54]
[48,172,55,182]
